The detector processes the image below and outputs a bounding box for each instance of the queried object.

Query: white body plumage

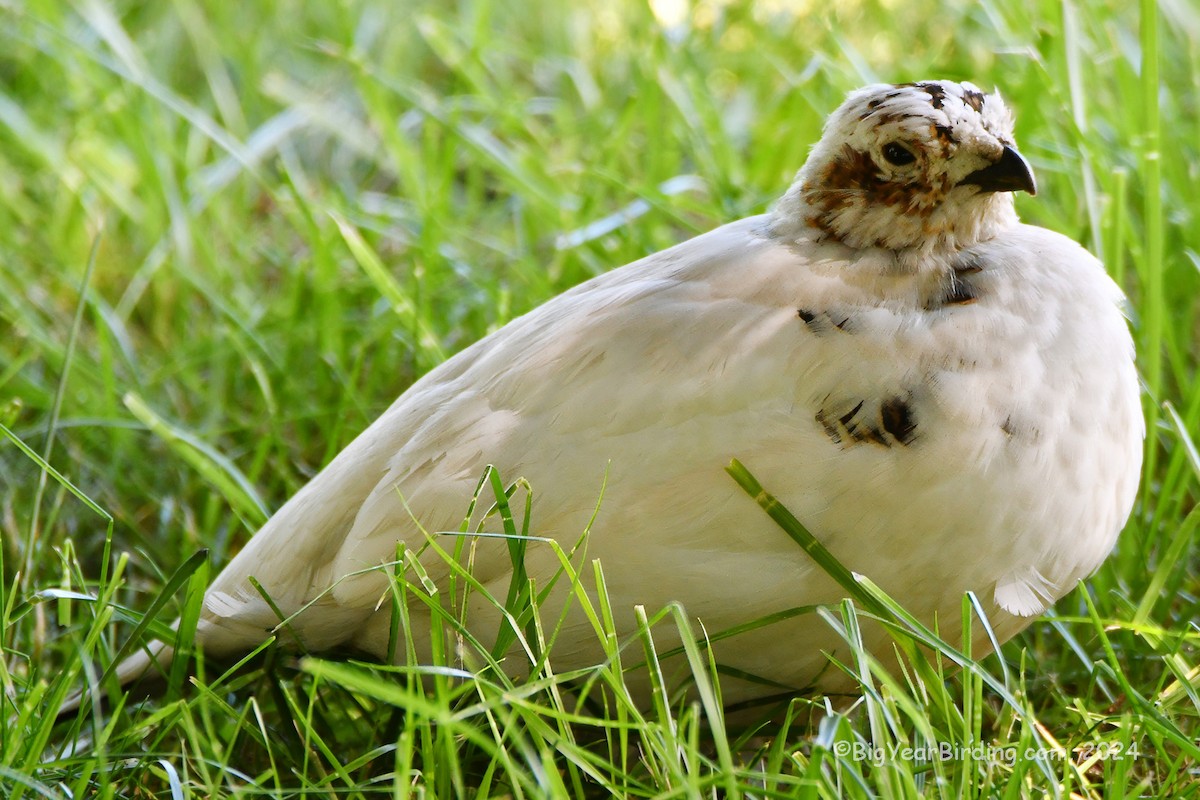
[111,81,1144,707]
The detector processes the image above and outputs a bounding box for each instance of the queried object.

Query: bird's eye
[882,143,916,166]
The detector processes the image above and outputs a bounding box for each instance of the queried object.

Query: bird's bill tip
[962,145,1037,196]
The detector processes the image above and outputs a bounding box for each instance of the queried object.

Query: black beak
[962,145,1037,196]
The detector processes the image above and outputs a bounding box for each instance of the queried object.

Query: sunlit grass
[2,0,1198,796]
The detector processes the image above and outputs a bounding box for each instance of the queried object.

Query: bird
[89,80,1143,712]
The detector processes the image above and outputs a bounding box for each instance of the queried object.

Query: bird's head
[771,80,1036,253]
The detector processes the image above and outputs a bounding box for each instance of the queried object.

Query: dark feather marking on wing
[816,395,919,449]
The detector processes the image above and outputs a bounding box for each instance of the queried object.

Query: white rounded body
[195,215,1142,704]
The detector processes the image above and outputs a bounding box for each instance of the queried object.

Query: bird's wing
[197,215,871,654]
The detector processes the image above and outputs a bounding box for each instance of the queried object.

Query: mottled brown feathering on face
[804,138,954,242]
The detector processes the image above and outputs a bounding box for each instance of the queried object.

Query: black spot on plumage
[798,309,854,335]
[927,257,985,309]
[880,397,917,444]
[939,276,978,306]
[912,82,946,109]
[952,252,986,274]
[816,395,918,449]
[962,89,986,113]
[839,400,865,428]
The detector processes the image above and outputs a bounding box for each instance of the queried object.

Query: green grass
[2,0,1199,796]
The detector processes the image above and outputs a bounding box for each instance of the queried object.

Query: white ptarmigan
[101,80,1143,709]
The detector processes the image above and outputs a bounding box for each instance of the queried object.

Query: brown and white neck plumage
[770,81,1036,256]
